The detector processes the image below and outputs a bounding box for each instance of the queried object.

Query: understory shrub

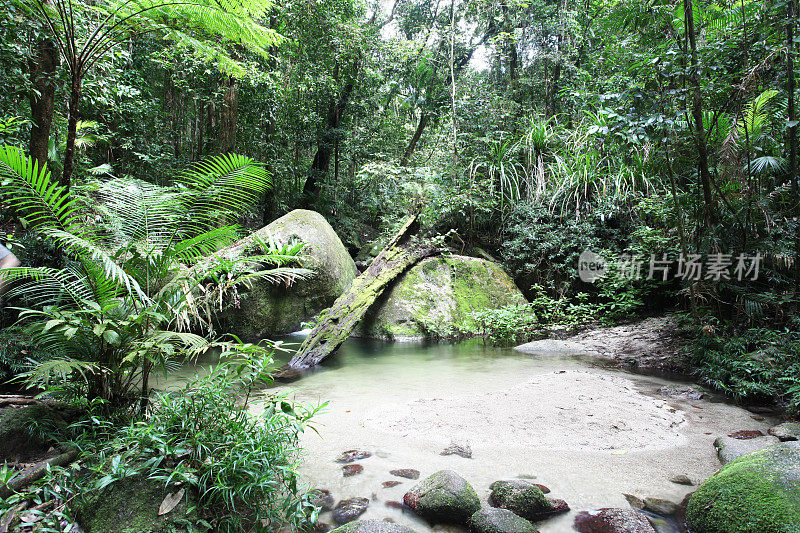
[689,327,800,411]
[0,353,324,532]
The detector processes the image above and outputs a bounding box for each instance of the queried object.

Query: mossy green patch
[359,255,526,340]
[686,442,800,533]
[0,405,71,462]
[75,477,199,533]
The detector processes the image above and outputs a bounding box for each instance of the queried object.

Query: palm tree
[0,147,309,412]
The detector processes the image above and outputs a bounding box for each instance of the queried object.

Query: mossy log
[0,448,78,499]
[286,213,437,370]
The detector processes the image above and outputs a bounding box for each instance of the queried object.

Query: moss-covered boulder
[685,442,800,532]
[470,507,539,533]
[358,256,526,340]
[402,470,481,525]
[215,210,357,338]
[0,404,74,462]
[75,477,198,533]
[488,480,568,522]
[329,520,417,533]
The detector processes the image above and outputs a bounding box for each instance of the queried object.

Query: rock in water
[686,442,800,533]
[714,435,779,464]
[332,498,370,525]
[440,443,472,458]
[309,489,335,512]
[573,508,657,533]
[337,450,372,463]
[342,464,364,477]
[469,508,539,533]
[329,520,417,533]
[389,469,420,480]
[669,474,694,486]
[214,209,357,338]
[769,422,800,442]
[402,470,480,525]
[488,480,568,522]
[358,256,526,340]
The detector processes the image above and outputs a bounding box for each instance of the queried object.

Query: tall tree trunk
[501,3,518,83]
[28,31,59,170]
[684,0,715,224]
[401,111,430,166]
[218,76,239,154]
[302,64,358,205]
[61,73,82,188]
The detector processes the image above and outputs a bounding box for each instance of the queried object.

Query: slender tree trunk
[28,31,59,169]
[788,0,798,212]
[401,111,430,166]
[218,76,239,154]
[62,73,82,188]
[684,0,715,224]
[303,64,358,205]
[449,0,458,167]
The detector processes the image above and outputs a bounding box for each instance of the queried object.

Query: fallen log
[0,448,78,500]
[284,213,438,370]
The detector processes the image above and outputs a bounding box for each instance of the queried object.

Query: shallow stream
[169,335,776,532]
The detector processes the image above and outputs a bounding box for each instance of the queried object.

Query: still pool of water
[165,336,775,532]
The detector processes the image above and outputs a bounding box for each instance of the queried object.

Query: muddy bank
[515,315,693,378]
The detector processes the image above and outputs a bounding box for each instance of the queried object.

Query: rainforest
[1,0,799,532]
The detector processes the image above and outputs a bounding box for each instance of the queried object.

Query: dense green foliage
[0,353,323,531]
[2,0,800,528]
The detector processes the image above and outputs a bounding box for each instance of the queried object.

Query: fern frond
[174,153,271,231]
[0,145,88,237]
[41,228,149,302]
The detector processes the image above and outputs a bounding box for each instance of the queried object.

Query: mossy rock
[358,255,526,340]
[488,480,556,522]
[402,469,480,525]
[0,404,73,462]
[686,442,800,533]
[75,477,199,533]
[214,209,357,338]
[329,520,417,533]
[470,507,539,533]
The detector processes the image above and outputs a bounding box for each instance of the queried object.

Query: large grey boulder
[469,507,539,533]
[686,442,800,532]
[714,435,779,464]
[402,470,481,525]
[359,256,526,340]
[214,210,357,338]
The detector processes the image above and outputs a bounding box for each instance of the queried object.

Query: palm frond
[174,153,271,232]
[0,145,88,237]
[41,228,148,302]
[3,266,92,309]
